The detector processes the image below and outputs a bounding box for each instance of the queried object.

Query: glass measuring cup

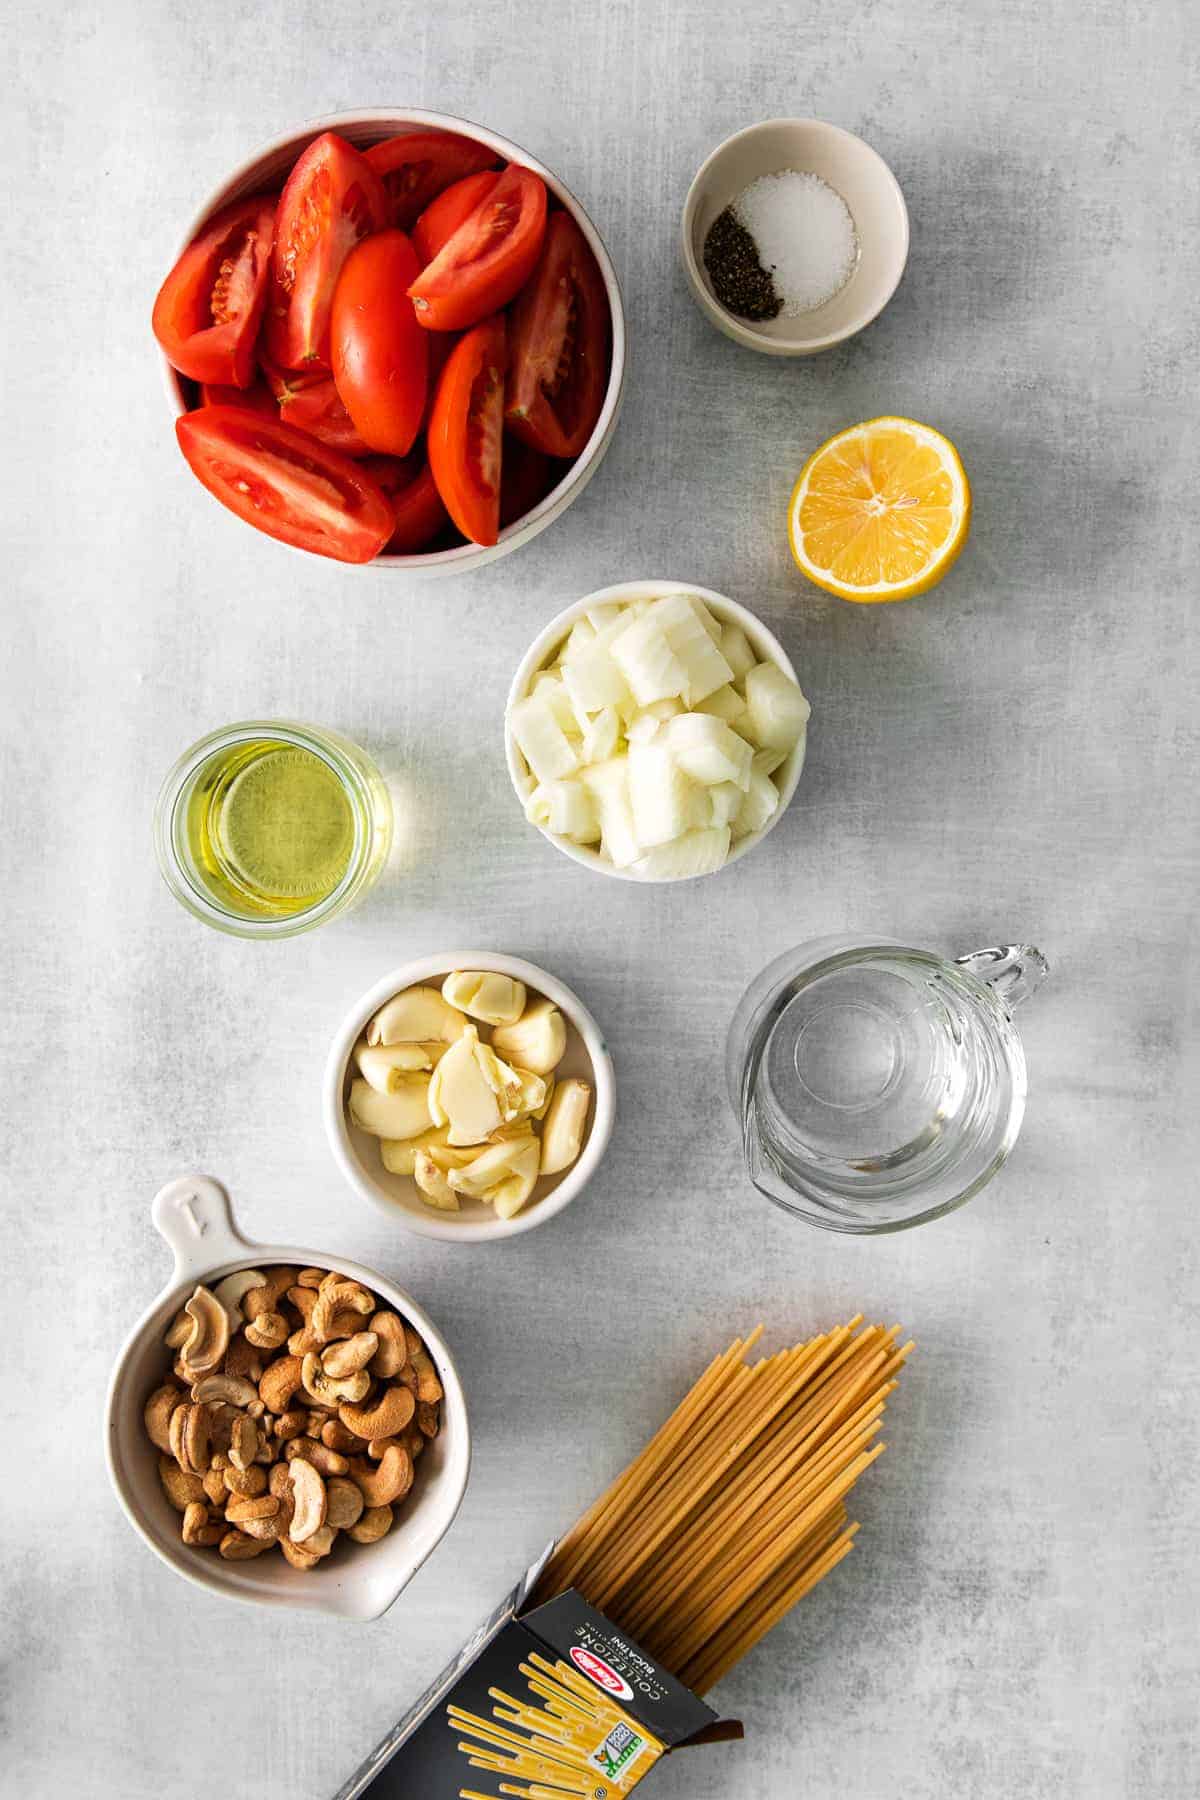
[727,936,1048,1232]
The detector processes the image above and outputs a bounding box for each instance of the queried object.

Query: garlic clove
[448,1135,540,1201]
[540,1078,592,1175]
[427,1027,503,1145]
[379,1124,451,1175]
[441,970,527,1027]
[355,1040,445,1094]
[349,1075,434,1141]
[413,1151,461,1211]
[490,999,568,1076]
[471,1038,528,1121]
[492,1165,541,1220]
[366,987,469,1047]
[425,1143,483,1170]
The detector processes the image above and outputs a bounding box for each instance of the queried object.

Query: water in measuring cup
[751,952,1016,1190]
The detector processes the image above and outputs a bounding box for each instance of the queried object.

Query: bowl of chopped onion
[505,582,811,881]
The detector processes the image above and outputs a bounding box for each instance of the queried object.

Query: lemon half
[789,417,971,603]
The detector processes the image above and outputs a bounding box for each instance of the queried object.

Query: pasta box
[333,1557,743,1797]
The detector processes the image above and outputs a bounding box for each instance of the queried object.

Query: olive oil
[156,721,393,935]
[183,738,356,917]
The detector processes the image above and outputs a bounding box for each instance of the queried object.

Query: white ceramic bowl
[160,108,627,574]
[505,581,807,881]
[325,953,616,1242]
[681,118,909,355]
[105,1175,470,1619]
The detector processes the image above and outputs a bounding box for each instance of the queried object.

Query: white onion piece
[661,714,753,789]
[628,744,696,848]
[734,769,780,838]
[511,694,578,783]
[632,826,731,880]
[744,662,812,751]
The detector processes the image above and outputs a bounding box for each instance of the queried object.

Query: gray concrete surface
[3,1,1198,1795]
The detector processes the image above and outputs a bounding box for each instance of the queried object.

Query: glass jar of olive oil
[154,721,392,937]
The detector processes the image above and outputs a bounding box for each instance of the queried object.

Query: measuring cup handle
[955,944,1049,1008]
[151,1174,252,1285]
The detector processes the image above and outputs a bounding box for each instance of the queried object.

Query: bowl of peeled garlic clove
[324,953,616,1241]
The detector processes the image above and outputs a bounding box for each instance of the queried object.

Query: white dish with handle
[104,1174,470,1619]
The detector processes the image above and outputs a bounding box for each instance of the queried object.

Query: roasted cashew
[201,1467,227,1507]
[287,1459,327,1544]
[325,1478,364,1531]
[191,1373,258,1409]
[225,1494,279,1524]
[322,1333,379,1379]
[181,1503,225,1547]
[349,1445,413,1508]
[311,1283,374,1345]
[223,1337,264,1383]
[242,1266,296,1318]
[367,1312,408,1379]
[219,1530,270,1560]
[284,1437,348,1479]
[339,1384,415,1443]
[321,1417,367,1454]
[163,1309,192,1351]
[348,1505,394,1544]
[287,1285,317,1321]
[158,1456,205,1512]
[279,1537,320,1571]
[144,1384,186,1453]
[180,1287,230,1378]
[408,1347,444,1406]
[244,1310,289,1350]
[227,1415,259,1472]
[258,1354,304,1415]
[301,1351,370,1409]
[212,1269,267,1328]
[223,1465,267,1499]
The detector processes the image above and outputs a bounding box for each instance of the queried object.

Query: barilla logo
[570,1646,634,1701]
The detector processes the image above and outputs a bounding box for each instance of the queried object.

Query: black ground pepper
[702,207,781,321]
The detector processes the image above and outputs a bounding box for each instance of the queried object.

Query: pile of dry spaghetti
[533,1317,911,1694]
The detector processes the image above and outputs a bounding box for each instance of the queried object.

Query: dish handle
[151,1174,253,1286]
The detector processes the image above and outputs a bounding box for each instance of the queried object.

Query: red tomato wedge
[153,196,275,387]
[413,170,501,266]
[330,231,428,457]
[500,436,557,526]
[266,133,388,371]
[200,376,277,418]
[264,364,371,456]
[175,407,394,563]
[363,455,452,554]
[505,211,610,459]
[426,316,506,546]
[365,130,500,229]
[409,166,548,333]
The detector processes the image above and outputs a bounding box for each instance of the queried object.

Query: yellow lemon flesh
[789,417,971,603]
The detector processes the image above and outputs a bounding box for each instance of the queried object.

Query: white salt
[734,170,859,315]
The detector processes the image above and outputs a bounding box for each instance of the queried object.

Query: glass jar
[154,720,393,938]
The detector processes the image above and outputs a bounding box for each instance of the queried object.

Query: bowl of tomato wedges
[153,110,626,570]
